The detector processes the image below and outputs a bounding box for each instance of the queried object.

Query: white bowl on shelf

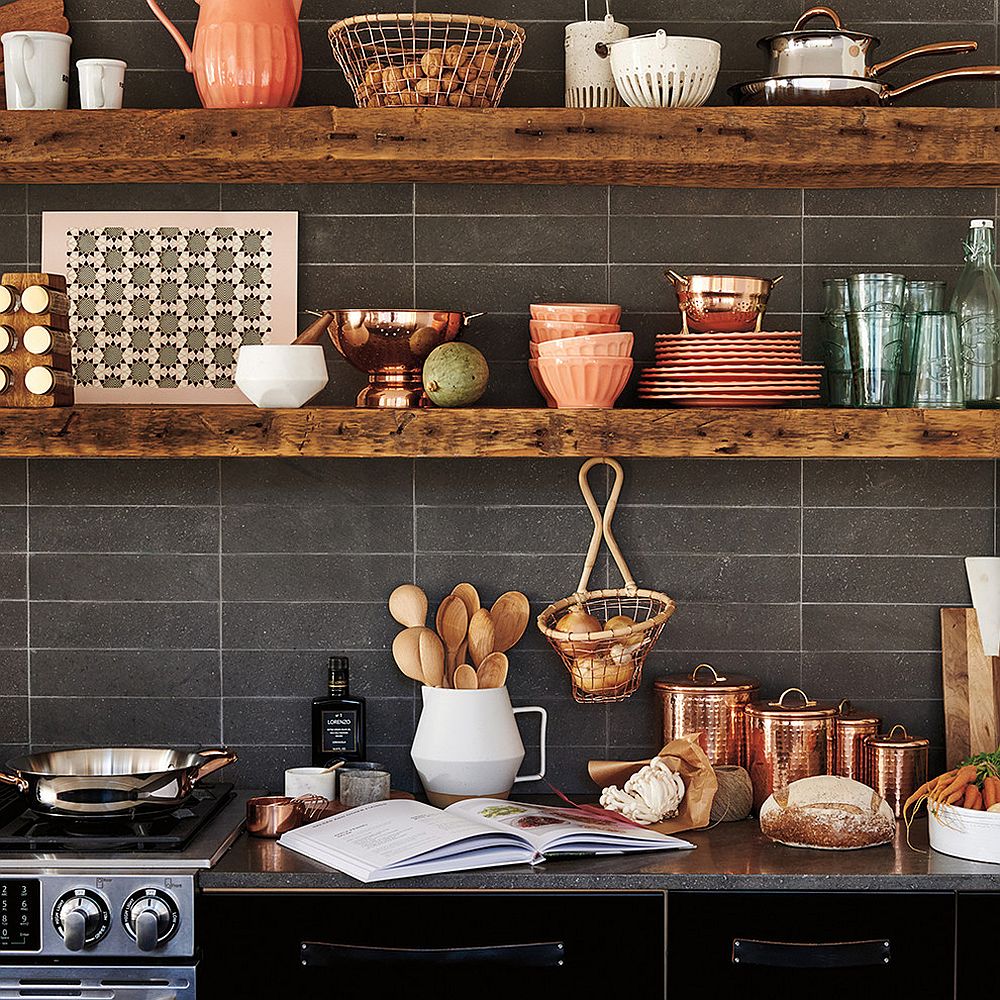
[606,31,720,109]
[235,345,329,409]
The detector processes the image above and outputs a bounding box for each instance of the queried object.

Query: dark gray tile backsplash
[0,0,992,789]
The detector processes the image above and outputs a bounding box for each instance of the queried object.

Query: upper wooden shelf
[2,106,999,187]
[1,406,999,459]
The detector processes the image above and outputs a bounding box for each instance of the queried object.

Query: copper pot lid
[655,663,758,694]
[866,724,929,749]
[836,698,881,727]
[746,686,839,718]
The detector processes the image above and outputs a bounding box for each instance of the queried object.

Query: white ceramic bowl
[235,345,329,409]
[607,31,720,108]
[538,332,634,359]
[929,801,1000,865]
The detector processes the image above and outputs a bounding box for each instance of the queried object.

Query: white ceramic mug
[78,58,126,109]
[410,686,547,807]
[235,344,329,408]
[284,766,338,801]
[2,31,72,110]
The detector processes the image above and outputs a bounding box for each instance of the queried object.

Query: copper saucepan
[759,5,978,79]
[730,66,1000,107]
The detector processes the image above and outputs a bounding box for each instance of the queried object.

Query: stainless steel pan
[730,66,1000,107]
[759,6,977,79]
[0,746,238,818]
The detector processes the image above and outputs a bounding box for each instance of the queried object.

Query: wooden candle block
[0,272,74,408]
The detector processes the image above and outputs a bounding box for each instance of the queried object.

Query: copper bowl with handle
[324,309,483,409]
[665,271,783,334]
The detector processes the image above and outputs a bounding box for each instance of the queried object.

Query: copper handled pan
[0,746,238,819]
[730,66,1000,107]
[759,6,978,79]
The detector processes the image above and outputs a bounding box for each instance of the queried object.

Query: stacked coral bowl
[528,303,633,408]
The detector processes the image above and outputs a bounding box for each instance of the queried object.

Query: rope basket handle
[575,457,637,600]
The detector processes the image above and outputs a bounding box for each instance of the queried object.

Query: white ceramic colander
[606,30,720,108]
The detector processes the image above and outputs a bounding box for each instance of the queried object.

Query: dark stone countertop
[201,818,1000,892]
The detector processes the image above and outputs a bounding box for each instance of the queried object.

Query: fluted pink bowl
[528,359,556,407]
[531,303,622,325]
[538,332,634,359]
[530,319,621,343]
[536,356,633,409]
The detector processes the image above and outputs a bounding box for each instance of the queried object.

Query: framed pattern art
[41,212,298,403]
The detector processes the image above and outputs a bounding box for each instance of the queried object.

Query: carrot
[984,776,1000,809]
[932,765,978,803]
[963,784,983,810]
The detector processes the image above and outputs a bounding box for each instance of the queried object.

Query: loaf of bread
[759,775,895,850]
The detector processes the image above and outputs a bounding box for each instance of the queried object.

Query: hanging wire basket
[328,13,525,108]
[538,457,677,704]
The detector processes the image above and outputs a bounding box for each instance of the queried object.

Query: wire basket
[328,13,525,109]
[538,458,677,704]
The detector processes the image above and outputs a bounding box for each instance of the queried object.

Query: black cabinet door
[669,892,954,1000]
[198,891,665,1000]
[958,894,997,998]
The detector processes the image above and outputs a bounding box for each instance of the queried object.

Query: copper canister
[654,664,758,766]
[834,700,881,781]
[745,687,839,810]
[863,725,929,819]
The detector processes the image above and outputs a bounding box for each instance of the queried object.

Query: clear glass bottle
[951,218,1000,407]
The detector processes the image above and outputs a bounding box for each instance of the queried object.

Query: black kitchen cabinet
[958,894,996,998]
[198,891,665,999]
[668,892,954,999]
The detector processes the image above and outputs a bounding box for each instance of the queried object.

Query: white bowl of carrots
[906,761,1000,864]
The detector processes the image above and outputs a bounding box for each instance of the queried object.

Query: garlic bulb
[600,757,686,825]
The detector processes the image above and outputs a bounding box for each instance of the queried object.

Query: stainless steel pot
[730,66,1000,107]
[760,6,977,79]
[0,746,238,818]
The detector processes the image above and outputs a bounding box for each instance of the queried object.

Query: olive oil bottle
[312,657,367,766]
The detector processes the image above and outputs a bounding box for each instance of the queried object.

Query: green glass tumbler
[900,280,947,405]
[848,273,906,313]
[848,308,905,407]
[912,311,965,410]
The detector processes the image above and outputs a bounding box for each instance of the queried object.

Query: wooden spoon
[436,595,469,686]
[491,591,530,653]
[467,608,496,668]
[477,651,509,690]
[451,582,481,621]
[418,629,446,689]
[389,584,428,629]
[392,626,430,683]
[454,664,479,690]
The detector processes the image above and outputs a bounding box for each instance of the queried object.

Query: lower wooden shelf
[0,406,998,459]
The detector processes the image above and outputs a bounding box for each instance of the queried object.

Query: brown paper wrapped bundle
[589,733,719,835]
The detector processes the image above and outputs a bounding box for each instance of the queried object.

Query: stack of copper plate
[639,331,822,406]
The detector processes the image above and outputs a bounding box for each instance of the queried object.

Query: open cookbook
[278,798,695,883]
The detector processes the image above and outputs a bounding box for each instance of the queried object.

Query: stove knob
[53,889,111,952]
[122,889,179,952]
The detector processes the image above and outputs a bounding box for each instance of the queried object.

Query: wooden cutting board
[941,607,1000,766]
[0,0,70,109]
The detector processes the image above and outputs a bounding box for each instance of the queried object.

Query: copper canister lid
[655,663,758,695]
[746,686,838,719]
[867,724,929,750]
[836,699,881,730]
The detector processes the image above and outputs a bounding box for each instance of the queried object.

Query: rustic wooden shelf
[1,406,999,459]
[1,106,999,187]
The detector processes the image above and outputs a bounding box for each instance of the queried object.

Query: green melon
[423,343,489,408]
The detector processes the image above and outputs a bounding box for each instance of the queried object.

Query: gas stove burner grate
[0,783,235,853]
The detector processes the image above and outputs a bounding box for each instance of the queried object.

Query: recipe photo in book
[278,798,695,883]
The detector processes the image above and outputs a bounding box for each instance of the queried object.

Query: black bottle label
[321,708,360,755]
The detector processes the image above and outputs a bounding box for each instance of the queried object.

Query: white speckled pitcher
[411,686,547,807]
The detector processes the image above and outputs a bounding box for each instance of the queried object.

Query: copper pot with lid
[834,699,881,781]
[654,663,758,767]
[863,724,929,820]
[745,687,839,810]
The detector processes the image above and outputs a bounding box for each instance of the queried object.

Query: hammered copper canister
[654,664,758,766]
[863,724,929,819]
[834,700,881,781]
[745,687,839,810]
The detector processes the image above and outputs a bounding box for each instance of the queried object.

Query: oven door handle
[301,940,566,968]
[733,938,891,969]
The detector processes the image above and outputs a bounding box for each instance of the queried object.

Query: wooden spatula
[0,0,70,109]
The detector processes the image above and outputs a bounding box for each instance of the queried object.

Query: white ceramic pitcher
[411,686,547,807]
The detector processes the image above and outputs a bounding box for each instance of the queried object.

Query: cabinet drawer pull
[732,938,891,969]
[301,941,565,969]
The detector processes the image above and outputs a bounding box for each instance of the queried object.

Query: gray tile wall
[0,0,994,791]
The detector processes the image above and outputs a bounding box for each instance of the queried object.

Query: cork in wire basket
[538,457,677,704]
